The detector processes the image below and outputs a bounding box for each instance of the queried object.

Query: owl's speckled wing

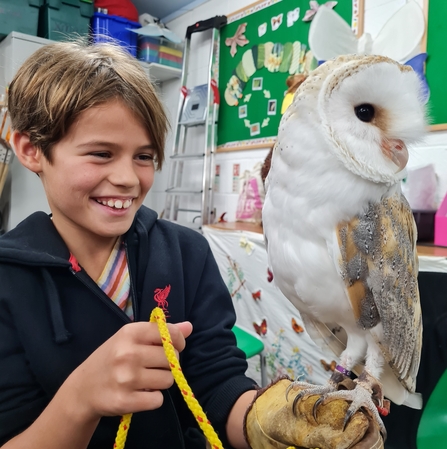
[336,193,422,393]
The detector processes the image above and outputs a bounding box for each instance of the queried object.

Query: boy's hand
[64,321,193,422]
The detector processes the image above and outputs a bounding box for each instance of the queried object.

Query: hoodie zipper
[70,267,132,322]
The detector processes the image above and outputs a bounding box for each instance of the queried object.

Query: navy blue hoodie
[0,206,256,448]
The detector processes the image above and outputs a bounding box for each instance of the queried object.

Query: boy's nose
[109,160,139,188]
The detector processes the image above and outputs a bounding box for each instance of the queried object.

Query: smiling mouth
[94,198,133,209]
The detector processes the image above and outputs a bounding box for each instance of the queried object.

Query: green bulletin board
[425,0,447,130]
[217,0,355,151]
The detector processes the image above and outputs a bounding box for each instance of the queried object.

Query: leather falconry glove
[244,377,384,449]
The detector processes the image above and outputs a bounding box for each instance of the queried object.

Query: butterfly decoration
[225,23,249,57]
[239,236,255,255]
[405,53,430,101]
[244,119,251,128]
[267,268,274,283]
[244,93,252,103]
[320,359,337,372]
[271,13,283,31]
[287,7,300,27]
[252,290,262,301]
[262,118,270,128]
[303,1,337,22]
[291,317,304,333]
[263,89,271,99]
[253,318,267,336]
[258,22,267,37]
[309,2,429,101]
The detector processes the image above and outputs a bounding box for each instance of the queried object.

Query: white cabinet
[0,32,52,231]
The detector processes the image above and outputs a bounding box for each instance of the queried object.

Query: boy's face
[37,100,155,243]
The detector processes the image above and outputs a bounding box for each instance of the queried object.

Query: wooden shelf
[417,243,447,257]
[207,223,447,257]
[139,61,181,82]
[208,222,263,234]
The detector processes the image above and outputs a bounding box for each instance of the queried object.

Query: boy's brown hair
[8,40,168,170]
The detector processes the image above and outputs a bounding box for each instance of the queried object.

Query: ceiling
[132,0,206,22]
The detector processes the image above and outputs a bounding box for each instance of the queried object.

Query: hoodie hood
[0,206,159,267]
[0,212,71,267]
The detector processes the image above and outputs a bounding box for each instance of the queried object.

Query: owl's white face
[317,56,426,185]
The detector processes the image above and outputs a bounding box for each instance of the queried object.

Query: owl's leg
[286,366,354,417]
[314,370,387,439]
[339,340,388,436]
[311,340,388,438]
[287,333,366,415]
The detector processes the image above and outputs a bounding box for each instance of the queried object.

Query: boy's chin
[92,218,136,238]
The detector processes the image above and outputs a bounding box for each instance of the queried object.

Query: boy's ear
[11,131,44,174]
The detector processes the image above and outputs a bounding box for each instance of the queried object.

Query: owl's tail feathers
[402,391,423,409]
[381,365,423,409]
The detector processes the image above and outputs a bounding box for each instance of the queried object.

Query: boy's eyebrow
[77,140,155,151]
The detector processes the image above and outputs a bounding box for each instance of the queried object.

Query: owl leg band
[336,365,352,376]
[244,376,384,449]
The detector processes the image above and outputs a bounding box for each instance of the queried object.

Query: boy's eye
[91,152,110,158]
[137,154,155,162]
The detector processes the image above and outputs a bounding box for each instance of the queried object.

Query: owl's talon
[312,396,325,420]
[292,391,305,417]
[287,383,338,417]
[342,407,355,431]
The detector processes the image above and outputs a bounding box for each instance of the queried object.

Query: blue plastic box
[91,12,140,57]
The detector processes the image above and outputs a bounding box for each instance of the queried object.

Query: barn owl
[262,54,425,436]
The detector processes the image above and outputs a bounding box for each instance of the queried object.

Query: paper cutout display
[287,8,300,27]
[258,22,267,37]
[218,0,354,150]
[303,1,338,22]
[271,14,283,31]
[225,23,250,57]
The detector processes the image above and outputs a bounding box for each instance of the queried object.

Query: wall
[150,0,447,222]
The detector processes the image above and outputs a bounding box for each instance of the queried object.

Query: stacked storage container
[158,42,183,69]
[38,0,94,41]
[0,0,43,40]
[137,36,159,63]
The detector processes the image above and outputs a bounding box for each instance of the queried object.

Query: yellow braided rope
[114,307,224,449]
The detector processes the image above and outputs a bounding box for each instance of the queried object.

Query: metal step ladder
[163,15,227,231]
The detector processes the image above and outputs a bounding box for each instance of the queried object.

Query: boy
[0,40,257,448]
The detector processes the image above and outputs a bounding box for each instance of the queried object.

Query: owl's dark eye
[354,104,375,122]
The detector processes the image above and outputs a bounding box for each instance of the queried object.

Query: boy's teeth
[97,199,132,209]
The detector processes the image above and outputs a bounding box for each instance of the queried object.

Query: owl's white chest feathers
[263,107,390,326]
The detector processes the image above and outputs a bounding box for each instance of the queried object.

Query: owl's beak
[381,139,408,171]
